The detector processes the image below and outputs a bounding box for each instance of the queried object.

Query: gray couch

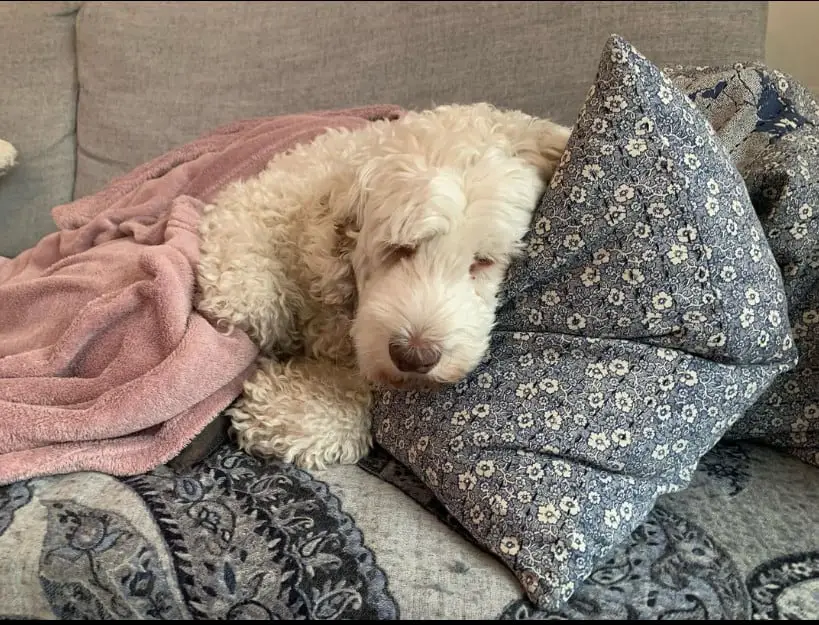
[2,1,818,620]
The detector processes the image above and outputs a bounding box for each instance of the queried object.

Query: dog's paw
[227,394,373,471]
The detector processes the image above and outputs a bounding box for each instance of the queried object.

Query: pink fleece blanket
[0,105,404,485]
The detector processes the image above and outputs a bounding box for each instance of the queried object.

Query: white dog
[196,103,571,470]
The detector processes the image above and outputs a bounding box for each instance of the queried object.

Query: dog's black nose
[389,337,441,374]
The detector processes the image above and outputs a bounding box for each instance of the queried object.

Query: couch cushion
[73,1,767,199]
[0,2,80,258]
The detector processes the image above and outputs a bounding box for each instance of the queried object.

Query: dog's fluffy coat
[196,103,571,469]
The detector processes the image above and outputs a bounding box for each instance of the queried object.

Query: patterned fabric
[369,35,796,611]
[666,63,819,467]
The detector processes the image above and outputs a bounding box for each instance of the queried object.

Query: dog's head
[343,104,570,388]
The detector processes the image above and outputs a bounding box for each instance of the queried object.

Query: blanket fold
[0,104,404,485]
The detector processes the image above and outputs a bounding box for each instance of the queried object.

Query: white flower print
[683,153,701,169]
[790,222,808,240]
[472,403,490,418]
[541,290,560,306]
[681,404,698,423]
[707,178,720,195]
[604,94,627,112]
[614,183,635,203]
[739,307,755,328]
[500,536,520,556]
[450,436,464,452]
[539,378,560,394]
[472,431,490,447]
[622,267,645,284]
[588,432,610,451]
[591,117,609,134]
[569,186,587,204]
[658,375,676,391]
[517,490,533,504]
[600,144,615,156]
[567,313,587,331]
[559,496,580,516]
[564,233,585,251]
[802,309,819,325]
[798,203,813,219]
[542,348,560,365]
[745,287,760,305]
[469,505,485,525]
[567,531,587,554]
[634,116,654,135]
[667,244,688,265]
[680,370,698,387]
[476,459,496,478]
[707,332,727,347]
[451,410,470,426]
[593,248,611,265]
[458,471,477,491]
[527,462,544,480]
[517,412,534,429]
[625,137,647,157]
[515,382,538,399]
[610,46,628,63]
[544,410,563,431]
[477,372,493,389]
[652,291,674,310]
[588,392,605,408]
[551,460,572,478]
[612,428,632,447]
[676,225,698,243]
[648,202,671,222]
[608,288,625,306]
[537,503,561,525]
[672,439,688,453]
[658,84,673,104]
[652,444,670,460]
[632,222,652,238]
[614,391,633,412]
[609,358,630,376]
[528,308,543,325]
[605,204,626,225]
[682,310,706,324]
[657,405,672,421]
[526,239,544,258]
[489,494,508,517]
[518,352,534,368]
[587,491,601,505]
[705,197,719,216]
[582,163,604,180]
[604,508,621,529]
[580,266,600,287]
[720,265,737,282]
[534,217,551,235]
[586,362,608,380]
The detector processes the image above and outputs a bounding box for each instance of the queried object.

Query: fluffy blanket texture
[0,105,404,485]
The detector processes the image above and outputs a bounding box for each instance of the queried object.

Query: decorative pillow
[666,63,819,467]
[369,35,796,611]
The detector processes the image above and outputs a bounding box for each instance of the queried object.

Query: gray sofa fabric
[1,1,767,256]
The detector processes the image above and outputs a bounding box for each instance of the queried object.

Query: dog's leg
[228,355,373,470]
[196,205,303,354]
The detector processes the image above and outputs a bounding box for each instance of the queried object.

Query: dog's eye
[386,244,417,263]
[470,255,495,276]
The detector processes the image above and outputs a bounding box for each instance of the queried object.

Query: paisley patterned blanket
[1,64,818,620]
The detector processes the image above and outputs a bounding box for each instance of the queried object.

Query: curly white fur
[196,103,571,470]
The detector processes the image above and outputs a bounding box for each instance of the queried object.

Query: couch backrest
[0,0,769,257]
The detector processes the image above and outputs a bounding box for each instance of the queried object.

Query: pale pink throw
[0,105,404,485]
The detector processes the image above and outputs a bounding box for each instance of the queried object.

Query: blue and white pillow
[370,35,796,610]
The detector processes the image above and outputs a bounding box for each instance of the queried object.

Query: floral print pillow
[370,35,796,611]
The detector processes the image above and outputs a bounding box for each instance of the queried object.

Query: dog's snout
[389,336,441,374]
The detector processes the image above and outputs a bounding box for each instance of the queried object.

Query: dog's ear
[513,118,572,183]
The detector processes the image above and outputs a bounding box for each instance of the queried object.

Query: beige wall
[766,1,819,96]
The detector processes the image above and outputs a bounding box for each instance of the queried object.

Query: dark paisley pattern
[369,35,795,611]
[39,499,185,619]
[120,446,398,620]
[747,551,819,619]
[499,506,749,620]
[0,481,31,536]
[689,442,753,497]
